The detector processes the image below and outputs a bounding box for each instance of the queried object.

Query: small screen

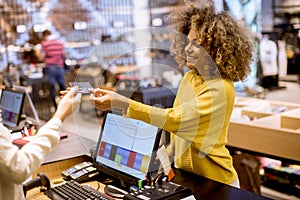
[95,112,160,181]
[0,89,25,127]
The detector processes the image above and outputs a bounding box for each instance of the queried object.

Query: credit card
[69,82,93,94]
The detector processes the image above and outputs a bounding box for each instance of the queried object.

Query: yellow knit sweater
[126,69,238,185]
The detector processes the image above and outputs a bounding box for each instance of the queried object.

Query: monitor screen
[0,89,25,128]
[94,112,161,187]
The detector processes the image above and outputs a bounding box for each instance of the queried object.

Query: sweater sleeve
[125,78,235,151]
[0,118,62,184]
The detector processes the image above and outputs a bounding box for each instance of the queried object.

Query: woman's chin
[186,63,194,69]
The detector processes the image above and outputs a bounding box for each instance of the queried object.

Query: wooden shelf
[228,97,300,164]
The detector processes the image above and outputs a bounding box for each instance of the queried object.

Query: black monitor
[0,89,25,128]
[93,112,162,188]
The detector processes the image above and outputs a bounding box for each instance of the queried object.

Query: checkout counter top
[26,130,270,200]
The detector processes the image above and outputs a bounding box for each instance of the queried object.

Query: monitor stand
[6,125,23,133]
[104,184,128,199]
[13,85,41,126]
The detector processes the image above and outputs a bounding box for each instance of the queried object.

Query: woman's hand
[59,87,72,98]
[53,86,81,121]
[89,88,129,112]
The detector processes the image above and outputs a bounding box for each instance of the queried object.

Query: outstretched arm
[89,88,130,113]
[0,87,81,184]
[54,86,81,121]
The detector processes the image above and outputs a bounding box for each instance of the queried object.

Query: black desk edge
[172,168,271,200]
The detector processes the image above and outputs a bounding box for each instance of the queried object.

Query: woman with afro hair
[89,0,254,187]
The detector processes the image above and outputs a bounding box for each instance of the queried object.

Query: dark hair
[168,1,254,82]
[42,30,51,37]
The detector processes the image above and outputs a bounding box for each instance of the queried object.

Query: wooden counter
[26,155,269,200]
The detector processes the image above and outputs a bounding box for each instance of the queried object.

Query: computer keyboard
[45,180,115,200]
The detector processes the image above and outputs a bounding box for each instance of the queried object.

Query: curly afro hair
[168,0,254,82]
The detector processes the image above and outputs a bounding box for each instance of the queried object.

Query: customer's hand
[53,86,81,121]
[89,88,129,112]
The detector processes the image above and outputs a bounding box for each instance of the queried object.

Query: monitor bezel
[0,89,25,128]
[93,111,162,188]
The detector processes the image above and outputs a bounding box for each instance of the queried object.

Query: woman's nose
[185,43,192,52]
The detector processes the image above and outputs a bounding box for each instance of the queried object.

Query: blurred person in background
[39,30,66,110]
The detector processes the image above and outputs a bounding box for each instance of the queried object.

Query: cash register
[24,111,193,199]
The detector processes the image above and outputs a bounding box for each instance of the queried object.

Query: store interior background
[0,0,300,199]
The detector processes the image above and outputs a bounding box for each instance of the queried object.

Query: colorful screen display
[0,89,25,127]
[95,112,159,180]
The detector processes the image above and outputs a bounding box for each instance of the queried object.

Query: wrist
[53,111,67,122]
[115,94,129,113]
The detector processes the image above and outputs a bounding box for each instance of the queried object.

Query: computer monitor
[94,112,162,188]
[0,89,25,128]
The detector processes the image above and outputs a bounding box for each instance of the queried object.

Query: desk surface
[25,117,270,200]
[26,156,270,200]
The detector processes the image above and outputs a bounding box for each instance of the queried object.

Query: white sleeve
[0,118,62,184]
